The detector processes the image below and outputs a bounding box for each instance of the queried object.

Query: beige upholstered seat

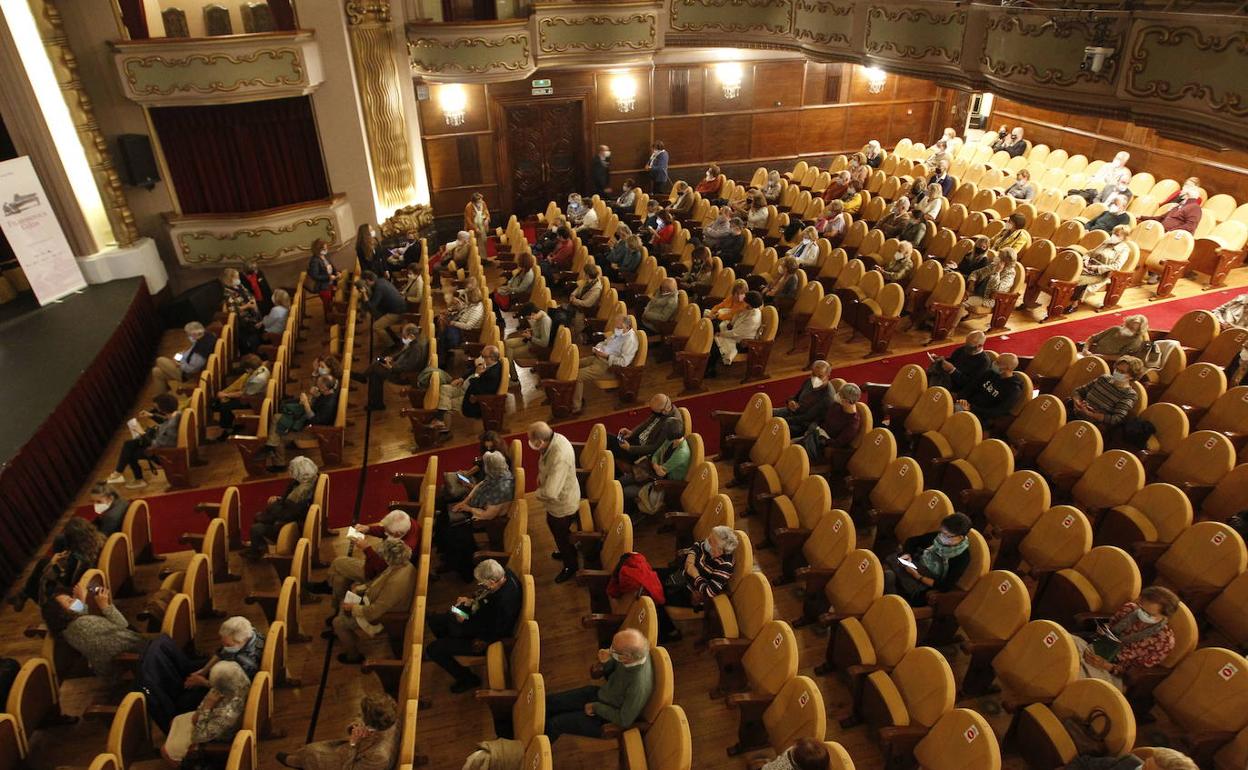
[1095,483,1193,552]
[1033,546,1141,628]
[913,708,1001,770]
[1154,648,1248,754]
[830,595,917,676]
[1014,679,1136,767]
[1037,421,1103,490]
[1206,572,1248,650]
[1006,394,1066,463]
[992,619,1079,707]
[1070,449,1146,513]
[954,569,1032,694]
[859,646,956,751]
[620,704,690,770]
[1156,431,1237,502]
[1154,521,1247,609]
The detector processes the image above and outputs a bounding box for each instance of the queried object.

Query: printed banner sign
[0,156,86,305]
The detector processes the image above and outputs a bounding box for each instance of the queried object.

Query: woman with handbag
[654,526,738,643]
[1074,585,1179,691]
[161,661,250,766]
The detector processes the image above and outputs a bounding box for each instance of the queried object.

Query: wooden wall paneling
[654,66,704,117]
[597,120,653,175]
[844,104,894,149]
[892,71,930,101]
[702,63,754,116]
[654,116,702,169]
[797,106,847,153]
[750,109,801,160]
[847,64,892,102]
[418,83,490,136]
[431,185,498,219]
[594,69,653,122]
[749,61,806,111]
[803,62,828,107]
[889,101,935,147]
[701,113,752,164]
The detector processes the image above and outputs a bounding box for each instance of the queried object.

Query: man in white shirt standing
[573,314,638,413]
[530,422,581,583]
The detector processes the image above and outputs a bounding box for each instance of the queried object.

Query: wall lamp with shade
[715,62,743,100]
[439,84,468,126]
[864,66,888,94]
[610,74,637,113]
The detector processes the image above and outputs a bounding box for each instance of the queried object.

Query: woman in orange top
[704,278,748,329]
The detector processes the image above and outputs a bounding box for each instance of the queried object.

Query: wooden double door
[500,99,584,218]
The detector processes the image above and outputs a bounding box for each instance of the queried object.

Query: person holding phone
[106,393,181,489]
[276,694,399,769]
[1073,586,1179,691]
[925,331,990,391]
[882,513,973,607]
[434,451,514,581]
[425,559,521,693]
[151,321,217,394]
[608,394,679,463]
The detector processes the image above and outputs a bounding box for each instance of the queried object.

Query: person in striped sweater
[654,526,738,643]
[1069,356,1145,427]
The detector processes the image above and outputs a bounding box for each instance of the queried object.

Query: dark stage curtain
[118,0,149,39]
[149,96,329,215]
[0,284,160,591]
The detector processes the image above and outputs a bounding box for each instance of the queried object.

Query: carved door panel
[503,100,584,217]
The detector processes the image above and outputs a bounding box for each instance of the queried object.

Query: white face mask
[93,502,111,514]
[1182,186,1198,198]
[1111,371,1129,384]
[316,366,330,376]
[810,376,825,389]
[401,337,413,346]
[1108,204,1122,213]
[221,642,244,653]
[320,250,328,258]
[69,598,86,614]
[1136,607,1160,624]
[231,279,241,288]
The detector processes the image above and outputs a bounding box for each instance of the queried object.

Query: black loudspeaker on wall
[116,134,160,190]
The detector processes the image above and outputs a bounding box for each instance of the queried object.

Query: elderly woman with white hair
[310,509,418,604]
[917,182,946,221]
[864,139,884,169]
[437,451,515,581]
[162,661,251,766]
[761,170,783,202]
[245,456,319,560]
[332,538,417,664]
[655,525,739,643]
[183,616,266,694]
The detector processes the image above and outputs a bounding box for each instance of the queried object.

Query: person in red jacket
[309,509,420,604]
[607,551,667,606]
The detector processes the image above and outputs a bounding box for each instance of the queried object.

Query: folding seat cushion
[1026,336,1078,391]
[1160,363,1227,419]
[1095,483,1192,551]
[913,709,1001,770]
[1035,546,1141,628]
[835,595,917,672]
[940,439,1014,504]
[1051,357,1108,402]
[1006,394,1065,459]
[846,429,898,487]
[1018,506,1092,574]
[761,676,827,755]
[1156,431,1237,496]
[1015,679,1136,768]
[878,364,927,421]
[711,572,773,642]
[915,411,981,476]
[1136,403,1188,457]
[621,705,690,770]
[1196,385,1248,436]
[796,508,856,574]
[980,470,1051,533]
[486,620,538,691]
[862,646,956,736]
[1206,572,1248,649]
[1037,421,1103,485]
[754,444,808,518]
[1070,449,1146,513]
[955,569,1031,646]
[904,387,954,439]
[741,621,800,696]
[822,549,885,623]
[867,458,923,526]
[893,491,954,546]
[1202,464,1248,524]
[1154,648,1248,741]
[1154,521,1247,603]
[992,620,1079,705]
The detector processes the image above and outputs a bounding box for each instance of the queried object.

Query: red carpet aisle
[79,286,1243,553]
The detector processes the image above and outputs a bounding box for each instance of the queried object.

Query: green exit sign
[531,78,551,88]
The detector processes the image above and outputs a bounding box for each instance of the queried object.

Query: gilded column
[344,0,419,211]
[25,0,139,247]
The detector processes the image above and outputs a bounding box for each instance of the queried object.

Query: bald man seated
[609,394,682,463]
[544,629,655,742]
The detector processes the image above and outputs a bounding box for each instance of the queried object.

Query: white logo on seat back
[1042,631,1059,648]
[1211,531,1227,547]
[859,559,870,573]
[1022,478,1034,491]
[1114,457,1127,470]
[1062,514,1075,528]
[798,691,810,708]
[773,633,784,649]
[1205,437,1218,450]
[964,725,980,742]
[1219,663,1238,681]
[998,580,1011,594]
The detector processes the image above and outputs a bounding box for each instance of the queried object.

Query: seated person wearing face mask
[774,360,833,435]
[433,345,504,430]
[1068,225,1133,306]
[425,559,522,692]
[954,353,1024,422]
[879,513,973,608]
[654,526,739,643]
[1086,195,1133,233]
[926,331,991,391]
[610,395,679,462]
[796,382,861,468]
[1068,356,1143,428]
[785,227,821,267]
[1074,585,1179,691]
[353,322,428,411]
[948,236,991,278]
[574,315,639,413]
[309,509,420,603]
[544,629,654,742]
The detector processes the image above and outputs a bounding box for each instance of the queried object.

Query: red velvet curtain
[149,96,329,215]
[118,0,149,39]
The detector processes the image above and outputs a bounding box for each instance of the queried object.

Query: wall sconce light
[864,66,887,95]
[439,84,468,126]
[715,62,743,100]
[610,74,637,113]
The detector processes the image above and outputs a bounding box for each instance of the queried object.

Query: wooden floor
[3,266,1243,770]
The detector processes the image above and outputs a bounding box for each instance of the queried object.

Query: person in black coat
[955,353,1024,422]
[353,323,428,411]
[89,484,129,537]
[609,394,681,462]
[882,513,973,607]
[590,145,612,197]
[772,360,833,435]
[306,238,339,310]
[425,560,522,692]
[926,331,991,390]
[239,260,274,314]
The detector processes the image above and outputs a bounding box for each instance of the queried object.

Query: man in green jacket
[544,628,654,741]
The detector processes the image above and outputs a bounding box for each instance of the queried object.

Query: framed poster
[0,156,86,305]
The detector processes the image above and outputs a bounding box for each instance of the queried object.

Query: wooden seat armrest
[472,550,509,563]
[1172,481,1216,508]
[708,637,751,658]
[722,435,755,450]
[725,692,776,710]
[581,613,625,628]
[959,488,996,511]
[1073,611,1113,626]
[599,722,627,739]
[82,704,120,722]
[911,606,934,622]
[474,689,519,706]
[960,638,1007,657]
[570,530,606,545]
[1177,587,1221,614]
[1186,731,1238,766]
[772,527,811,547]
[845,663,880,679]
[795,567,837,595]
[926,589,967,616]
[194,502,222,515]
[197,743,232,758]
[818,609,856,625]
[392,472,427,487]
[24,625,48,639]
[877,725,930,750]
[651,479,687,493]
[387,501,424,516]
[113,652,141,667]
[1130,540,1171,570]
[575,569,612,589]
[361,658,405,674]
[663,511,699,524]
